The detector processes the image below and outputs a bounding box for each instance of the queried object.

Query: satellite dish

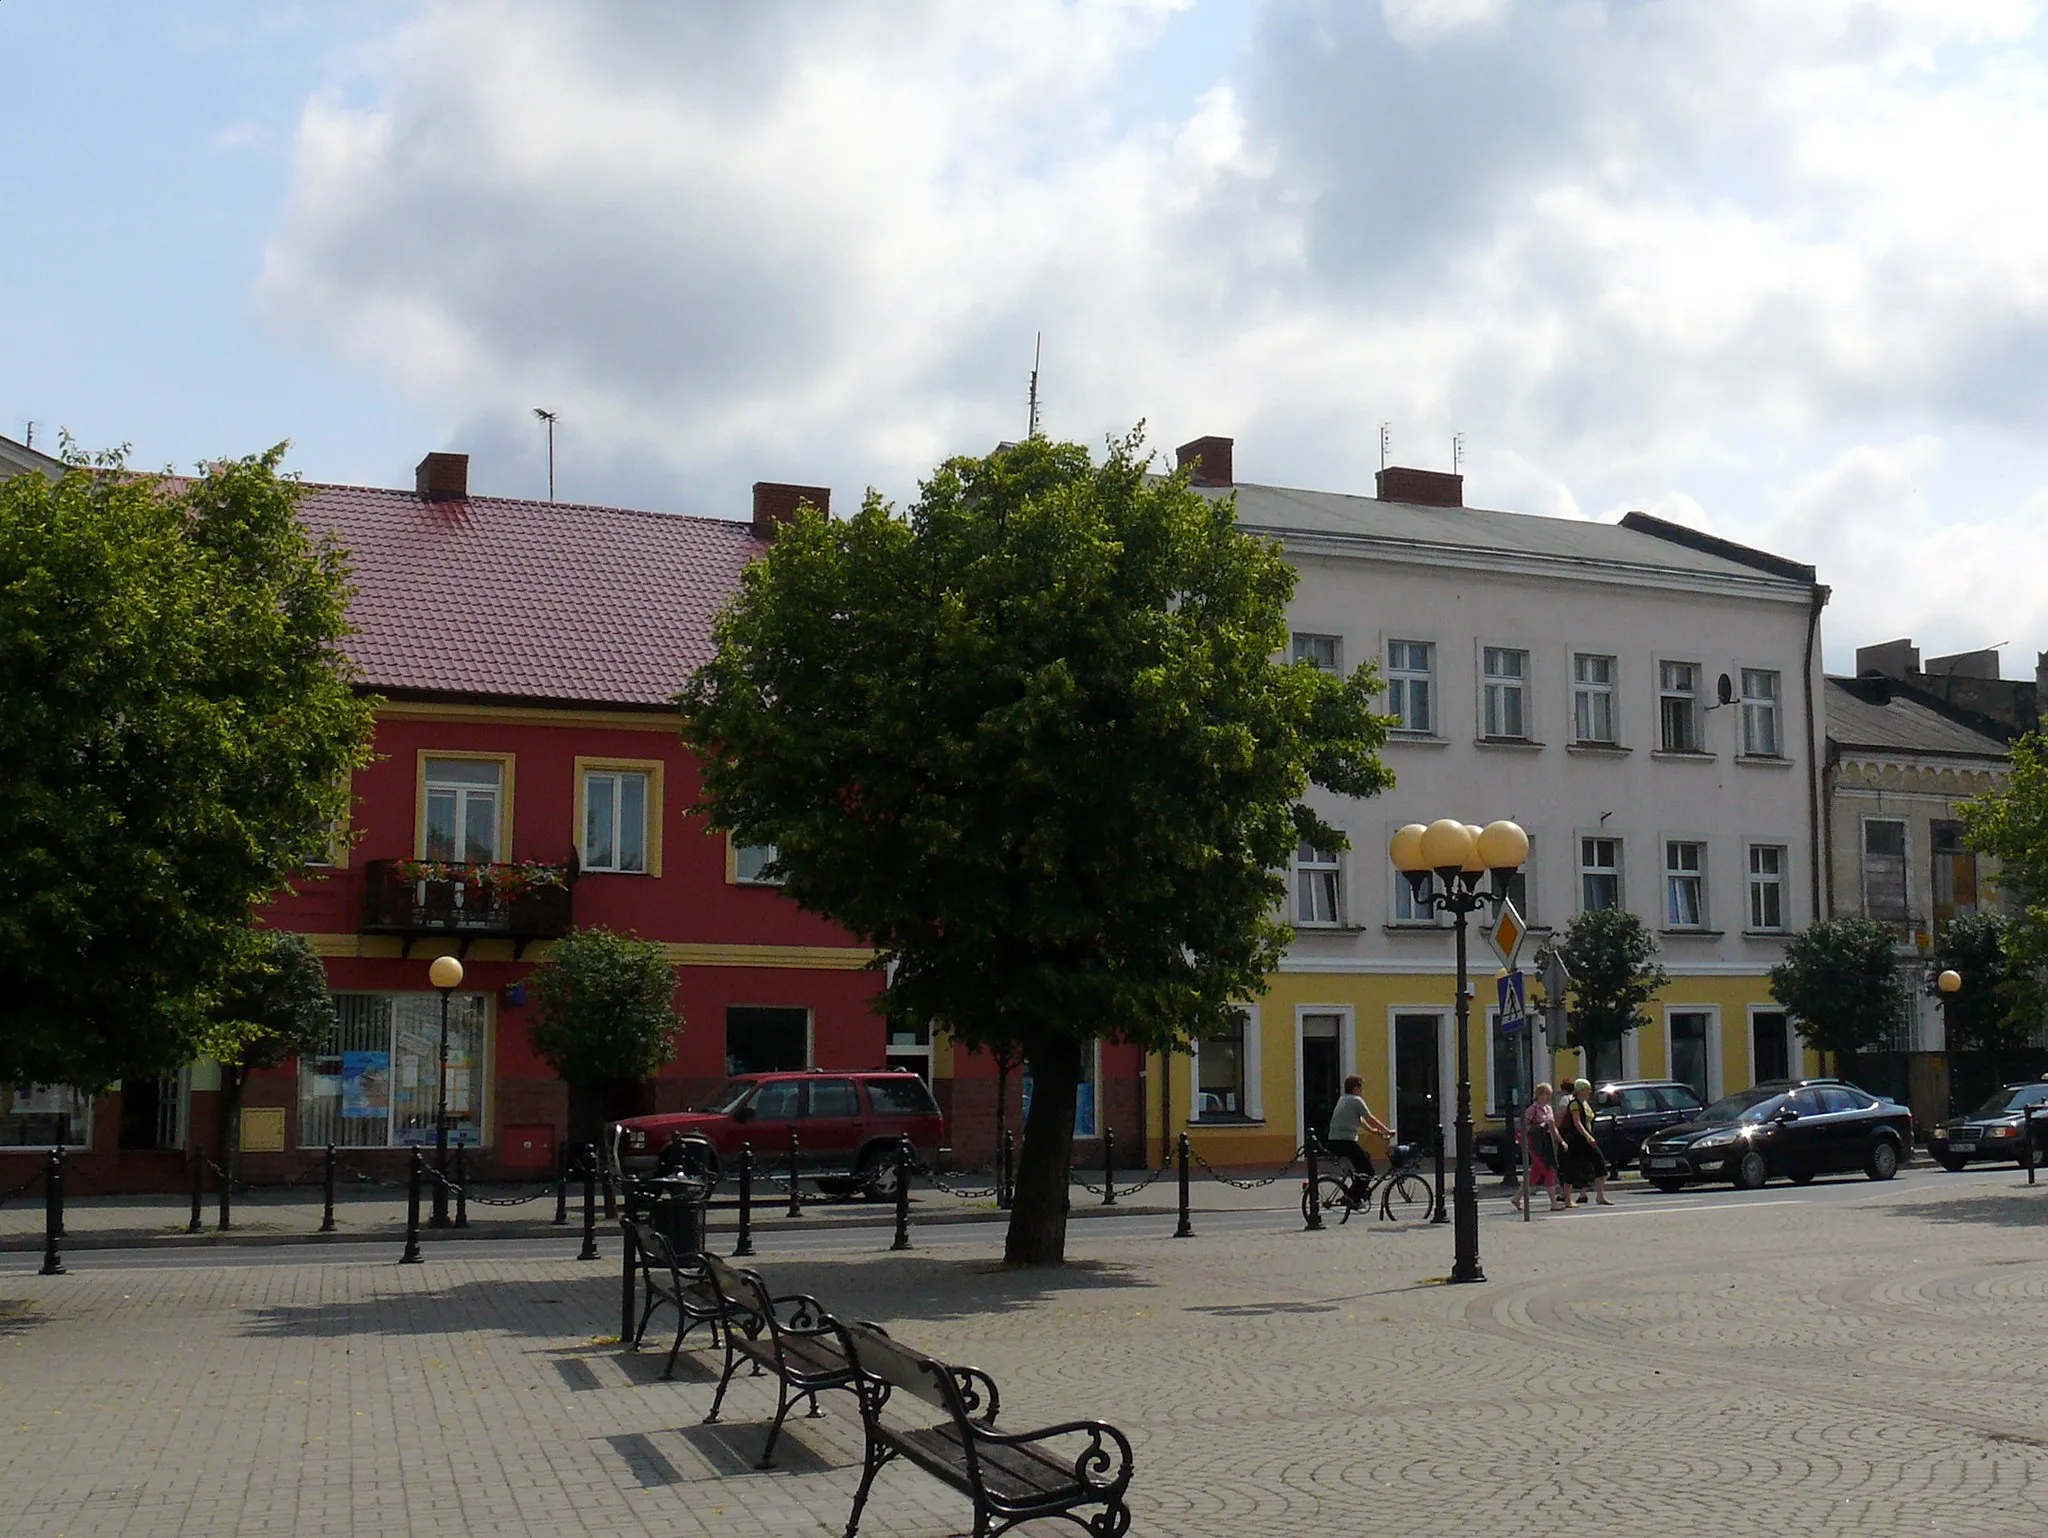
[1716,672,1734,706]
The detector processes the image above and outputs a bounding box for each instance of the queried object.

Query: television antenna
[1027,333,1043,440]
[532,408,559,501]
[1453,433,1464,475]
[1379,422,1391,470]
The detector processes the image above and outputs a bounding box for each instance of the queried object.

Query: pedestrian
[1512,1082,1563,1212]
[1557,1077,1612,1208]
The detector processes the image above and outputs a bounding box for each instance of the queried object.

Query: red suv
[608,1070,947,1200]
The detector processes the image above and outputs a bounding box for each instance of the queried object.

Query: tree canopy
[1930,909,2040,1059]
[680,432,1391,1262]
[1960,738,2048,1048]
[1768,916,1905,1064]
[1555,907,1668,1061]
[0,449,374,1089]
[196,928,338,1156]
[526,926,682,1088]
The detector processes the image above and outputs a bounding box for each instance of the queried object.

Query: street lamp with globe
[428,953,465,1227]
[1391,817,1530,1284]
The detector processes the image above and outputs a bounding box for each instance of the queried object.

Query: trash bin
[625,1135,714,1257]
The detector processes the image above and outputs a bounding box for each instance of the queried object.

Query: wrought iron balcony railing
[361,858,572,955]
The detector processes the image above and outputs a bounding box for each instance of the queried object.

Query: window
[1292,633,1341,673]
[1653,1084,1705,1116]
[1751,1009,1793,1083]
[884,1019,933,1081]
[725,1007,808,1076]
[750,1080,803,1120]
[1489,1011,1532,1116]
[1664,841,1706,928]
[1658,662,1700,752]
[1932,821,1978,927]
[1482,646,1528,739]
[734,841,783,885]
[1862,819,1909,923]
[1748,844,1787,931]
[1818,1086,1871,1114]
[866,1077,941,1117]
[1498,835,1533,921]
[1580,837,1621,912]
[806,1079,859,1119]
[3,1084,93,1148]
[298,992,487,1149]
[582,769,649,874]
[1393,869,1436,925]
[1740,669,1781,756]
[423,758,503,862]
[1573,654,1617,744]
[1193,1009,1257,1121]
[1584,1038,1625,1083]
[1295,843,1342,926]
[1386,640,1434,733]
[1669,1010,1714,1102]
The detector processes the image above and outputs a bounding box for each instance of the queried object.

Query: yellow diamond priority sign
[1489,899,1526,970]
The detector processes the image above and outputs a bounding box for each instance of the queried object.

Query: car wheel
[1935,1155,1968,1173]
[856,1145,901,1202]
[1649,1177,1688,1194]
[1732,1149,1769,1190]
[1864,1138,1900,1181]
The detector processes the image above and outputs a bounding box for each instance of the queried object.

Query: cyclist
[1327,1075,1396,1198]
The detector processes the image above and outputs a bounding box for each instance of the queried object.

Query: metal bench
[700,1251,867,1469]
[841,1321,1134,1538]
[623,1219,738,1378]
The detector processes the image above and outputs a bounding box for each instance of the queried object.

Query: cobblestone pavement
[3,1168,2045,1538]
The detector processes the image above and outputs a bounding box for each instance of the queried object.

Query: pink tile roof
[298,483,762,708]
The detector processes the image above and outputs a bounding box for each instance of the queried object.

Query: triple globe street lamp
[1390,817,1531,1285]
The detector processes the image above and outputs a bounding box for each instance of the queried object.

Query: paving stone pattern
[3,1175,2047,1537]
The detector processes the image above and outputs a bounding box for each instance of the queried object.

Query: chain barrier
[1069,1150,1175,1199]
[909,1158,999,1200]
[424,1170,559,1208]
[1189,1145,1308,1190]
[0,1165,45,1207]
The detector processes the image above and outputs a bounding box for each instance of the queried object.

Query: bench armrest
[949,1364,1001,1425]
[767,1293,836,1332]
[975,1418,1134,1496]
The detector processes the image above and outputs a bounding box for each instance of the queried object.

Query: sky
[7,0,2048,674]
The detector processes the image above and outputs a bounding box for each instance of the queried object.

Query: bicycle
[1300,1141,1437,1226]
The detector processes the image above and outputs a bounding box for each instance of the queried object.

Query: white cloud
[260,0,2048,669]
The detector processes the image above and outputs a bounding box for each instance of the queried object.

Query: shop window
[298,992,487,1149]
[3,1084,93,1148]
[1192,1009,1259,1122]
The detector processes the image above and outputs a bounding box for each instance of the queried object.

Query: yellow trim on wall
[573,755,666,877]
[378,699,684,732]
[415,749,516,861]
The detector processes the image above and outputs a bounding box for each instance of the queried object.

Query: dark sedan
[1928,1082,2048,1170]
[1476,1078,1705,1176]
[1638,1080,1913,1192]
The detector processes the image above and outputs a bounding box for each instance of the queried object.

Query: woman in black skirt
[1557,1077,1612,1207]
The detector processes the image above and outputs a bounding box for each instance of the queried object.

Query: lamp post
[1392,817,1530,1285]
[428,953,465,1227]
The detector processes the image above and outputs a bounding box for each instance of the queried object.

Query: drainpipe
[1804,582,1831,923]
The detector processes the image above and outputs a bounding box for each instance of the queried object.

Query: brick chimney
[1176,435,1234,487]
[1855,639,1920,681]
[1375,466,1463,507]
[415,451,469,501]
[752,481,831,540]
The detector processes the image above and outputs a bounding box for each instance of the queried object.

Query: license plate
[1649,1157,1686,1171]
[1950,1142,1976,1154]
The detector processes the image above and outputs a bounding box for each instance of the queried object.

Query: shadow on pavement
[0,1298,47,1336]
[741,1253,1152,1327]
[1875,1192,2048,1228]
[239,1272,615,1339]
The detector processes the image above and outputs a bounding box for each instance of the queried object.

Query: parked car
[608,1069,947,1200]
[1927,1081,2048,1170]
[1637,1079,1913,1191]
[1475,1079,1707,1176]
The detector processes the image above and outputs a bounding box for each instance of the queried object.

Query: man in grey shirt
[1327,1075,1395,1191]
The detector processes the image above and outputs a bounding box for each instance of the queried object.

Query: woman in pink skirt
[1512,1082,1563,1212]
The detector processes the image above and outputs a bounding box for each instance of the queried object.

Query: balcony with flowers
[360,858,572,955]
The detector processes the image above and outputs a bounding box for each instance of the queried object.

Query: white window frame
[1664,1005,1721,1103]
[1291,632,1341,674]
[1189,1005,1263,1123]
[1571,652,1618,745]
[1663,839,1708,930]
[1385,639,1436,735]
[421,755,507,863]
[580,768,651,874]
[1292,1004,1357,1144]
[1746,841,1789,932]
[1480,644,1530,740]
[1739,667,1782,757]
[732,839,784,886]
[1579,835,1623,914]
[1657,659,1702,753]
[1294,843,1344,927]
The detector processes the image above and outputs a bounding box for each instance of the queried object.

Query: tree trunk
[1003,1035,1083,1267]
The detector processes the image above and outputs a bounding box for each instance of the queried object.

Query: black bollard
[785,1125,803,1218]
[217,1148,232,1233]
[601,1162,617,1222]
[1102,1124,1117,1207]
[1501,1090,1521,1187]
[400,1148,423,1265]
[454,1142,469,1229]
[2029,1107,2039,1187]
[891,1136,913,1252]
[188,1145,204,1235]
[1304,1132,1323,1232]
[1174,1132,1194,1239]
[40,1148,65,1277]
[620,1216,638,1345]
[1431,1122,1449,1225]
[579,1144,600,1261]
[735,1142,755,1257]
[554,1150,569,1225]
[320,1142,337,1234]
[998,1130,1015,1211]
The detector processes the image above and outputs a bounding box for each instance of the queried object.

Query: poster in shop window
[340,1050,391,1120]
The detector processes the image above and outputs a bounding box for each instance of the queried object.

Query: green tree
[1768,916,1905,1069]
[527,927,682,1144]
[1929,909,2034,1058]
[0,449,374,1089]
[195,929,338,1166]
[1959,738,2048,1063]
[680,432,1391,1264]
[1555,908,1669,1070]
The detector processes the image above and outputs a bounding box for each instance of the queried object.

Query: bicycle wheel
[1301,1174,1348,1227]
[1379,1171,1436,1226]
